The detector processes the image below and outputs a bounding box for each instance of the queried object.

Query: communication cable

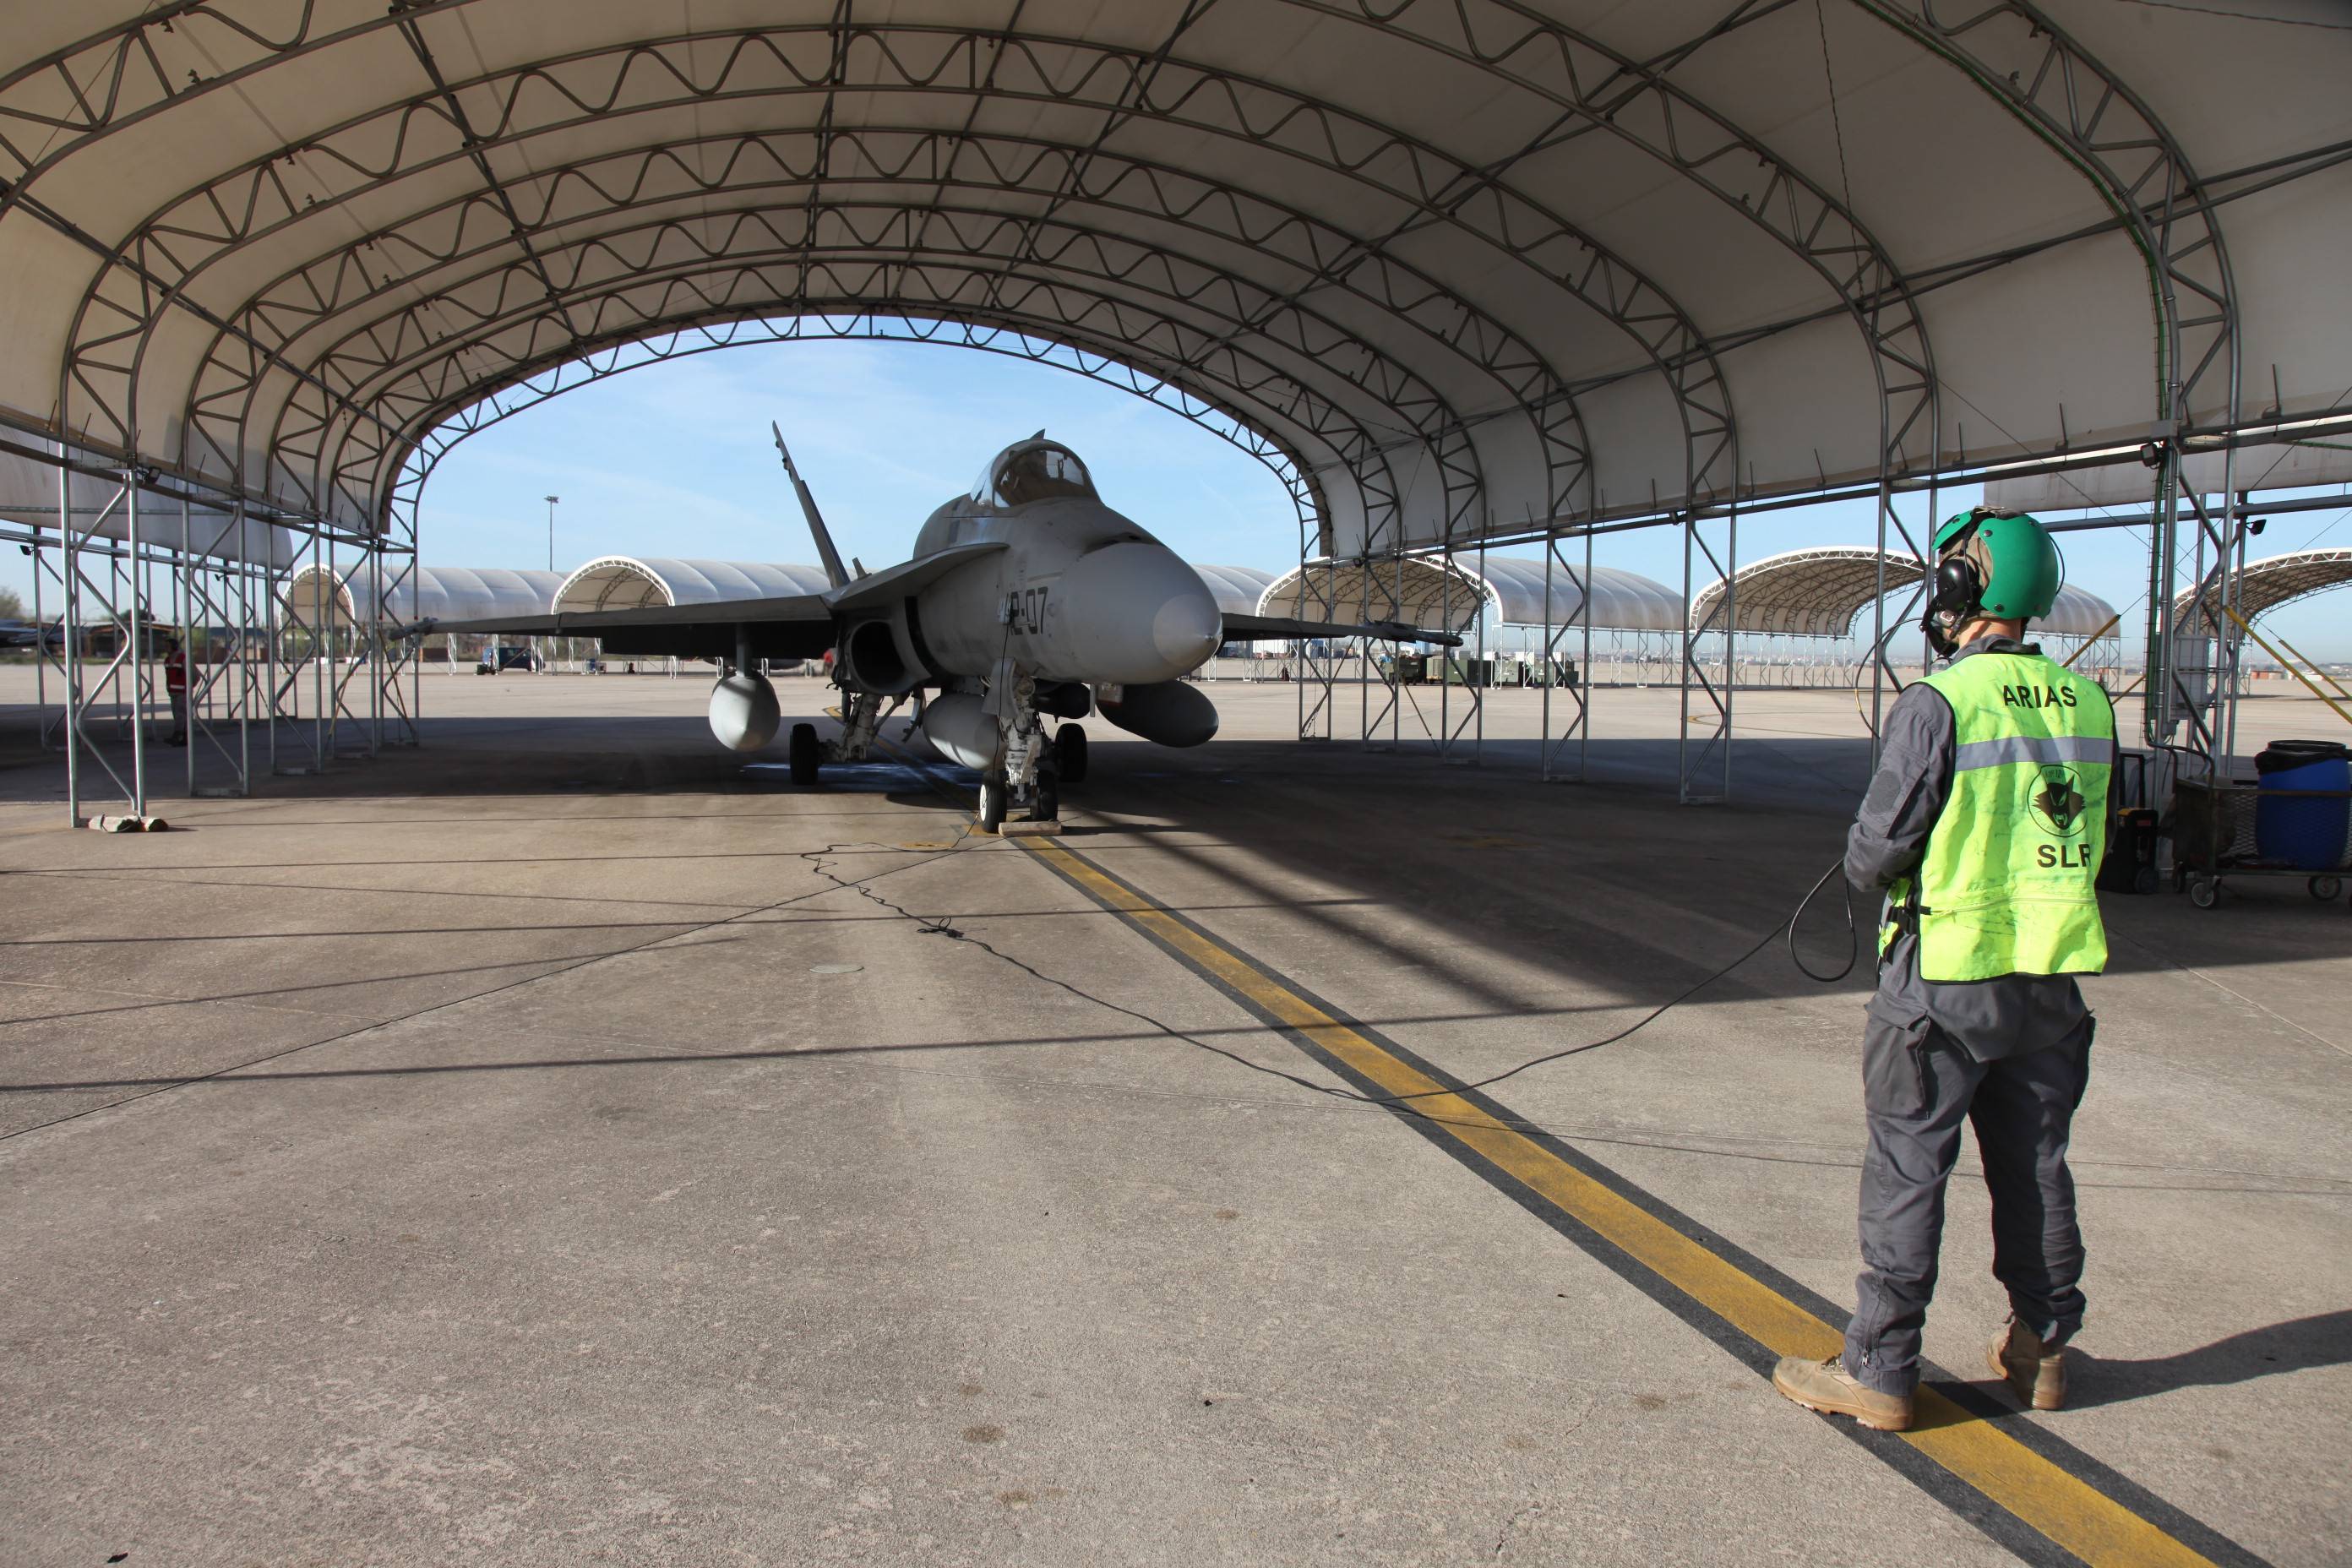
[1366,857,1857,1103]
[830,783,1867,1122]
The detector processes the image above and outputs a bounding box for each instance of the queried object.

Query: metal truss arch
[1850,0,2243,751]
[48,19,1783,544]
[1282,0,1938,482]
[175,131,1553,548]
[291,223,1437,557]
[170,117,1613,539]
[60,23,1519,540]
[360,273,1407,564]
[389,313,1332,546]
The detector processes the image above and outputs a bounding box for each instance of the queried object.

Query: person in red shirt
[164,638,188,747]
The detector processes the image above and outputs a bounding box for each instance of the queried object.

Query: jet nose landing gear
[974,674,1067,836]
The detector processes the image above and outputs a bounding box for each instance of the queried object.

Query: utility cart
[2172,774,2352,910]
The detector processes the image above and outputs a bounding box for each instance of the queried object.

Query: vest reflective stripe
[1886,651,2114,983]
[1952,733,2112,771]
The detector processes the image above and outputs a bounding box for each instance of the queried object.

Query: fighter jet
[405,427,1455,830]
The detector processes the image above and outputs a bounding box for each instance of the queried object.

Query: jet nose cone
[1059,542,1224,683]
[1152,576,1224,672]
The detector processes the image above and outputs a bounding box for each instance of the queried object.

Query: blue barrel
[2254,740,2351,869]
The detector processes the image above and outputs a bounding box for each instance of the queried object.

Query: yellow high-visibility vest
[1885,651,2114,982]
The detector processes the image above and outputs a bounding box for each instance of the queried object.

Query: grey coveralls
[1840,635,2110,1396]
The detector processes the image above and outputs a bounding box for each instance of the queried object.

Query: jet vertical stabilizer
[772,422,851,590]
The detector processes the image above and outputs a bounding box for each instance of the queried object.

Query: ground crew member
[163,637,189,747]
[1772,508,2115,1432]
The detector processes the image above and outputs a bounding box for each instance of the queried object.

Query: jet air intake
[709,669,781,752]
[836,612,926,696]
[1097,680,1217,749]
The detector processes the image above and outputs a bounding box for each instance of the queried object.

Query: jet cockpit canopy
[973,438,1097,509]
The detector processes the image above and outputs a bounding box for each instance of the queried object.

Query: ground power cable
[0,830,994,1145]
[794,775,2332,1190]
[808,788,1863,1124]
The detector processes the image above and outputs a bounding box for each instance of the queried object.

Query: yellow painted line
[1019,835,2220,1568]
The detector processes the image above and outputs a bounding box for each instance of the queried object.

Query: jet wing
[404,592,837,661]
[1220,612,1462,648]
[395,543,1010,662]
[824,541,1005,612]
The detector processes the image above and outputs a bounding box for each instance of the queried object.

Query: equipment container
[2172,772,2352,910]
[2253,740,2351,869]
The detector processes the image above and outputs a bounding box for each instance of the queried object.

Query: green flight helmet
[1931,507,2063,622]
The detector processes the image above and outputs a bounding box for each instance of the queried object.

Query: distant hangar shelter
[1,1,2345,817]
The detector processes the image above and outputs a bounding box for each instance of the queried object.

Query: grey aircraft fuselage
[904,449,1223,694]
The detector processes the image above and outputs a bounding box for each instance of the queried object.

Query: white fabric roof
[554,558,833,613]
[1692,546,2120,639]
[1195,564,1277,618]
[2173,547,2352,634]
[283,563,564,628]
[1258,557,1681,635]
[0,446,296,569]
[1,3,2344,555]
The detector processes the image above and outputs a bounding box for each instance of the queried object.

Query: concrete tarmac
[1,669,2346,1565]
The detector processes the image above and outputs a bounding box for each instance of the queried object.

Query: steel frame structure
[3,1,2338,822]
[1858,1,2244,757]
[5,431,319,821]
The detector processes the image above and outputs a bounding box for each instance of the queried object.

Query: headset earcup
[1933,557,1979,617]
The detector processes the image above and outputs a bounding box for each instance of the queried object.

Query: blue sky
[4,335,2344,656]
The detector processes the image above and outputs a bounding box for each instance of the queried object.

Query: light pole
[542,495,561,671]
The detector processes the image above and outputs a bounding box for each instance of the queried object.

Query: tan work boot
[1771,1353,1914,1432]
[1989,1317,2067,1410]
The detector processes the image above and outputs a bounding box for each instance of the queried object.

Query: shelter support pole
[1541,525,1592,784]
[52,460,150,825]
[264,533,283,778]
[57,457,79,822]
[1390,553,1402,750]
[324,535,373,760]
[314,536,331,769]
[1864,423,1935,770]
[1438,536,1451,758]
[1293,504,1336,743]
[178,492,195,799]
[273,524,326,776]
[1473,536,1486,764]
[33,502,66,753]
[126,475,146,815]
[1437,529,1482,765]
[180,497,258,798]
[1358,550,1403,752]
[2143,439,2198,757]
[1581,525,1592,779]
[1677,500,1736,805]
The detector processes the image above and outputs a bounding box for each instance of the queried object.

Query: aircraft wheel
[977,773,1009,833]
[788,722,820,787]
[1031,771,1060,822]
[1054,722,1089,785]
